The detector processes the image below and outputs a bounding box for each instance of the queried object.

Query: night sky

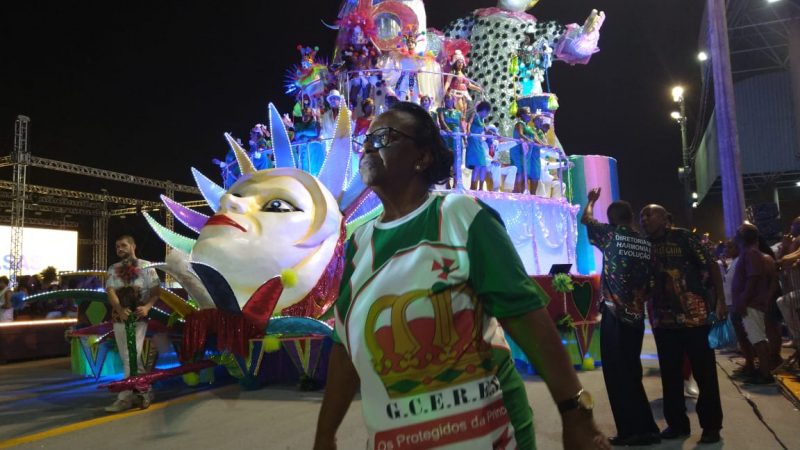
[1,0,708,262]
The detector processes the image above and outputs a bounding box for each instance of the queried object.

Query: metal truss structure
[725,0,799,80]
[10,116,30,286]
[2,117,208,277]
[0,216,80,229]
[0,199,97,217]
[27,156,199,195]
[0,180,162,207]
[107,199,209,217]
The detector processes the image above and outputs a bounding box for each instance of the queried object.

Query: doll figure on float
[443,45,482,115]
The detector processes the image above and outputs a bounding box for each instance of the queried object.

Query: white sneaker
[684,378,699,398]
[105,398,133,413]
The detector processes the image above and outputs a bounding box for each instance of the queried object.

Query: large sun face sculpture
[144,103,380,321]
[193,167,343,313]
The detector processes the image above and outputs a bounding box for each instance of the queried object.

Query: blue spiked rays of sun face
[143,102,382,313]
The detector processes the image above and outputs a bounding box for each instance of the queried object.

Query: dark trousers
[600,310,659,437]
[653,326,723,432]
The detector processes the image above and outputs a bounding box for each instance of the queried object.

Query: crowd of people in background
[582,187,799,446]
[0,267,95,322]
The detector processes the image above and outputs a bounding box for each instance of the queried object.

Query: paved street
[1,331,798,449]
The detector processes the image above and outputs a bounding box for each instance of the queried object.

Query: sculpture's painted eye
[262,199,300,213]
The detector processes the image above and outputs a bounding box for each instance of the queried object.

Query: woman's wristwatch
[557,388,594,414]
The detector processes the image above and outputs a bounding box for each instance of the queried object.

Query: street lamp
[671,85,692,224]
[671,86,684,102]
[697,51,708,62]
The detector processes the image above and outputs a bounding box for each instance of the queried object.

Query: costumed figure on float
[293,106,324,175]
[444,0,605,136]
[442,42,482,115]
[437,93,465,188]
[286,45,331,109]
[331,3,381,112]
[375,25,441,107]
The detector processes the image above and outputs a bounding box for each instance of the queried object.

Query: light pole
[671,85,692,225]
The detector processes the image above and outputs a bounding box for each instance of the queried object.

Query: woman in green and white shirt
[314,102,608,450]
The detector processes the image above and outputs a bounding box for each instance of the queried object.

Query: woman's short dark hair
[476,101,491,113]
[388,101,453,186]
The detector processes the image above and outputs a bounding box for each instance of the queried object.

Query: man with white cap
[320,89,343,149]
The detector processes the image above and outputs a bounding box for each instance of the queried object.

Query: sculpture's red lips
[205,214,246,232]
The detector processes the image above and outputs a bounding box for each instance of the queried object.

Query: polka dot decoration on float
[444,10,567,136]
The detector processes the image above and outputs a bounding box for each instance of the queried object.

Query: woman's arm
[499,309,609,450]
[468,79,482,92]
[314,343,360,450]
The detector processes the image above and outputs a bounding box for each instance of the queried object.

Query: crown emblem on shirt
[364,283,493,398]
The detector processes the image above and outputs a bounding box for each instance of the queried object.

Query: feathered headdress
[297,45,319,63]
[442,38,472,67]
[336,6,377,47]
[286,45,328,94]
[397,24,423,50]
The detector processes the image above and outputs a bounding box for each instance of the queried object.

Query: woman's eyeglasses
[358,127,418,150]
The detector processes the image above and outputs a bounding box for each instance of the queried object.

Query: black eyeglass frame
[358,126,421,151]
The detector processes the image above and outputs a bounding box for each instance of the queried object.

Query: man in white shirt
[320,89,343,150]
[104,235,160,413]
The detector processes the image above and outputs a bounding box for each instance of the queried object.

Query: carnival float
[27,0,624,395]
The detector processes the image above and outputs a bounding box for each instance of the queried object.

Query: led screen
[0,226,78,275]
